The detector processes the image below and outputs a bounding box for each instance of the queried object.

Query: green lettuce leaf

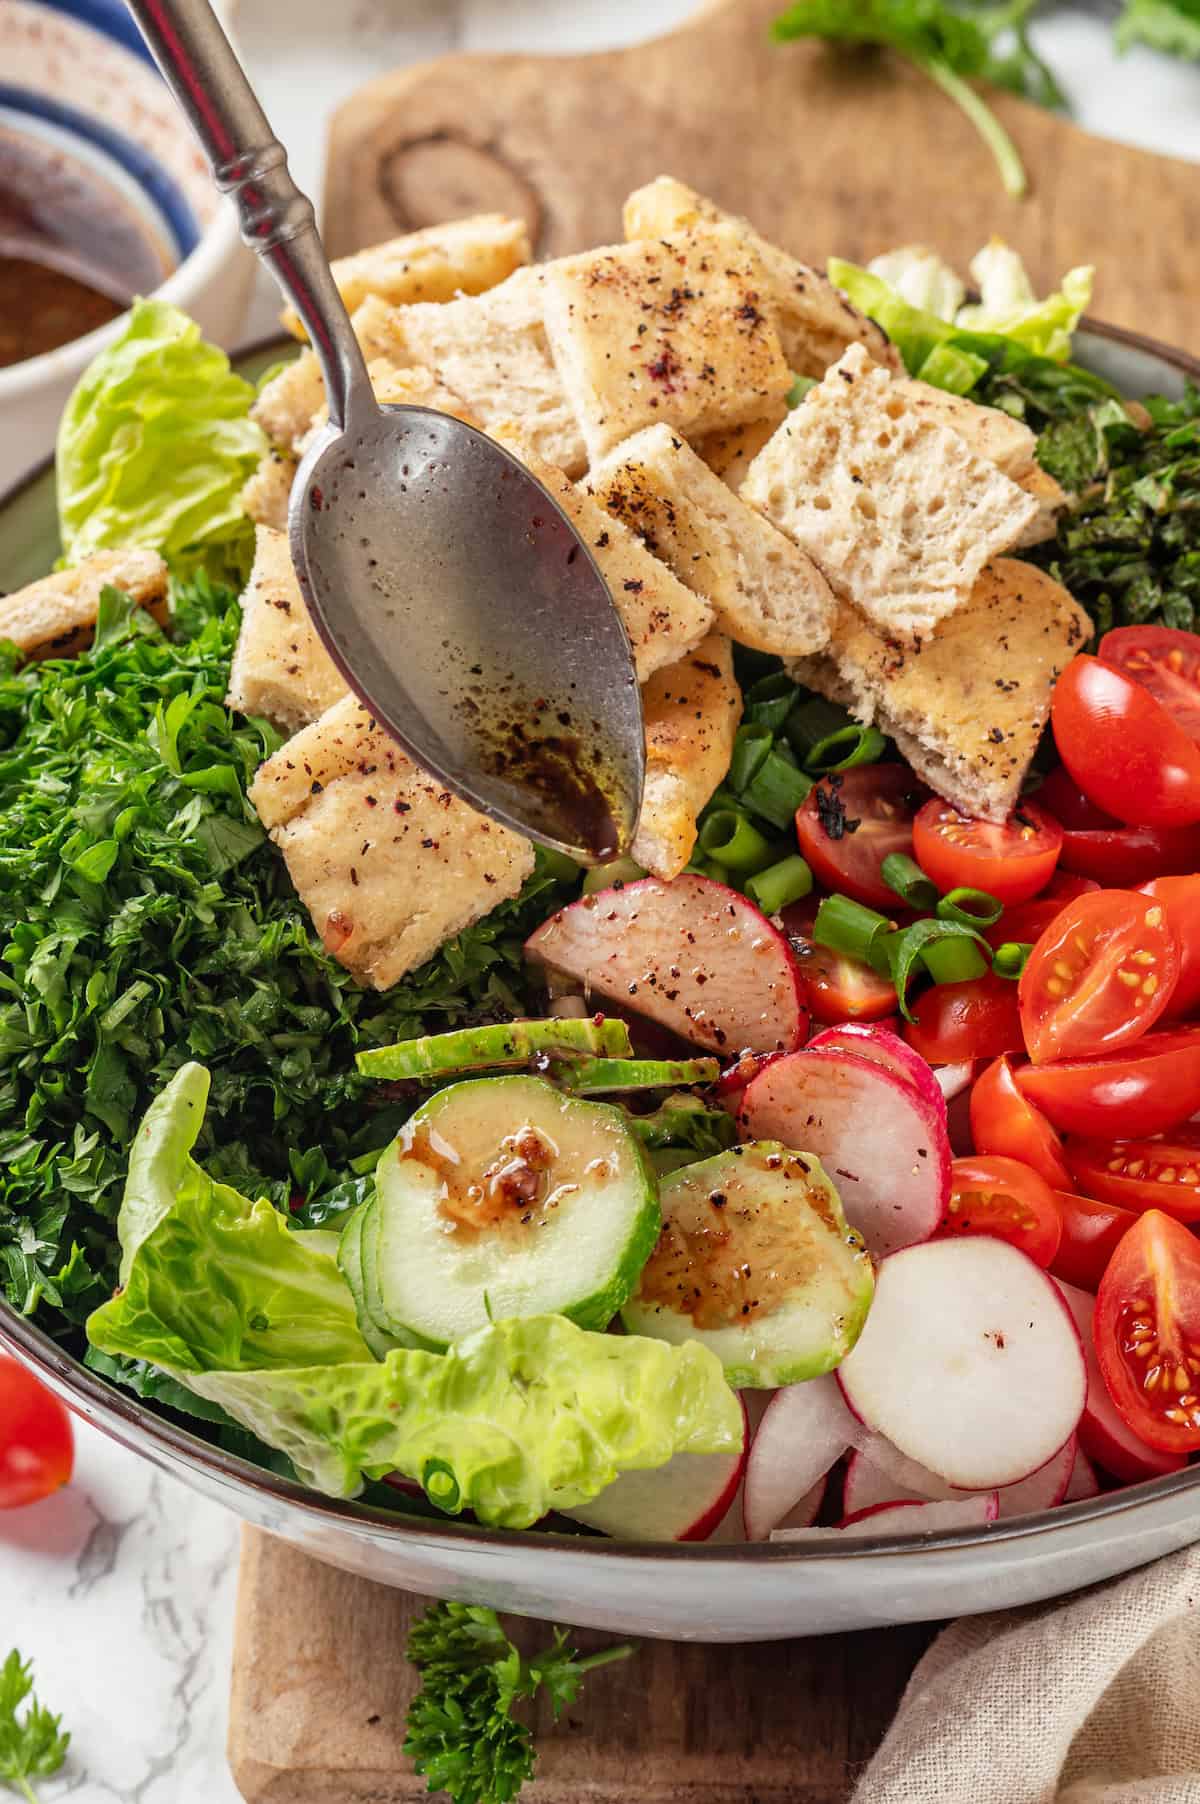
[57,300,265,566]
[866,245,965,322]
[1116,0,1200,58]
[87,1064,373,1373]
[828,258,956,374]
[182,1316,742,1521]
[956,241,1093,362]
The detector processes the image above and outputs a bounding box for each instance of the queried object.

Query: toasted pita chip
[250,695,535,989]
[252,297,404,452]
[241,450,297,532]
[632,635,741,880]
[226,526,347,731]
[1,549,167,661]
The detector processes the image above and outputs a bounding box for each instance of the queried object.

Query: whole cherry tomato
[1016,1029,1200,1137]
[969,1053,1072,1190]
[1050,1190,1137,1293]
[1051,656,1200,829]
[0,1356,74,1509]
[903,974,1024,1066]
[1098,625,1200,742]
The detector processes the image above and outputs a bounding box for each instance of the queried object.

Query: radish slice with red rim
[1063,1444,1101,1503]
[838,1239,1086,1490]
[743,1373,858,1541]
[525,874,809,1056]
[738,1047,950,1257]
[774,1492,998,1540]
[845,1432,1076,1519]
[807,1024,947,1121]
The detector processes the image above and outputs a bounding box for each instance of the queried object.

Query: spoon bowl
[293,406,644,863]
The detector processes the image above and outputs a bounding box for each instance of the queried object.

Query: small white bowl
[0,0,256,492]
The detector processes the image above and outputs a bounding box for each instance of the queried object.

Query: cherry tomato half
[1051,656,1200,829]
[795,766,926,910]
[1095,1209,1200,1453]
[1099,625,1200,742]
[903,974,1024,1066]
[1059,820,1200,886]
[1140,875,1200,1018]
[1018,890,1180,1064]
[969,1053,1072,1190]
[1065,1125,1200,1223]
[1015,1029,1200,1138]
[786,935,897,1025]
[1038,765,1117,832]
[0,1356,74,1509]
[1050,1190,1137,1293]
[983,873,1102,953]
[937,1154,1062,1268]
[911,797,1062,907]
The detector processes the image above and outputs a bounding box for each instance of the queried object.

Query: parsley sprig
[404,1603,634,1804]
[0,1652,69,1804]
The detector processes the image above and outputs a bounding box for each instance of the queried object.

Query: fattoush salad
[4,181,1200,1541]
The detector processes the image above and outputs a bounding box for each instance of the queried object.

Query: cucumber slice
[621,1142,874,1387]
[551,1056,720,1095]
[371,1075,660,1348]
[337,1202,408,1360]
[356,1017,632,1082]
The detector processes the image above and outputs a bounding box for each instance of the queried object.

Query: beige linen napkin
[852,1546,1200,1803]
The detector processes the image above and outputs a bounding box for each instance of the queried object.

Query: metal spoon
[124,0,644,864]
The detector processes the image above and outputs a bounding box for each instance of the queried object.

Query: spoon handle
[124,0,371,430]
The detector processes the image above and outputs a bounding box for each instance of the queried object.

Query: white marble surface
[6,5,1200,1801]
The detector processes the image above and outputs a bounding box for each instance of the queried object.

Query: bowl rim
[3,310,1200,1564]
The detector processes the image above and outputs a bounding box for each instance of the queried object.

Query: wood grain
[323,0,1199,352]
[229,1528,936,1803]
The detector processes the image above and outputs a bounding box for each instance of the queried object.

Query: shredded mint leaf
[0,1650,70,1804]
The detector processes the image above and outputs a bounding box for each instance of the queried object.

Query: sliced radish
[738,1048,950,1257]
[842,1445,950,1515]
[565,1398,748,1542]
[838,1238,1086,1490]
[774,1493,998,1541]
[1055,1280,1186,1485]
[934,1061,976,1103]
[1063,1445,1101,1503]
[807,1024,947,1121]
[525,875,807,1056]
[988,1435,1076,1518]
[743,1373,858,1541]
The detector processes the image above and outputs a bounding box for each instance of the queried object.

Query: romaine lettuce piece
[828,258,954,375]
[866,245,965,322]
[57,300,265,567]
[956,241,1093,361]
[183,1315,743,1520]
[88,1063,373,1374]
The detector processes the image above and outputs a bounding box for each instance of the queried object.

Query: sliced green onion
[882,919,992,1021]
[921,937,990,986]
[741,748,813,829]
[992,941,1033,980]
[813,893,893,968]
[698,810,775,874]
[744,671,798,732]
[728,723,773,793]
[880,852,938,910]
[687,854,733,887]
[581,854,646,896]
[422,1459,462,1513]
[936,887,1003,930]
[745,854,813,915]
[804,723,888,774]
[785,696,851,761]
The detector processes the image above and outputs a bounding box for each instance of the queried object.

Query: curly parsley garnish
[0,1652,69,1804]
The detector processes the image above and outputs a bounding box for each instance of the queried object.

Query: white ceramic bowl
[0,0,255,490]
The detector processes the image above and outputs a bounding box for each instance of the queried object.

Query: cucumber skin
[620,1144,875,1388]
[338,1199,427,1358]
[371,1078,664,1351]
[355,1016,631,1082]
[551,1056,720,1095]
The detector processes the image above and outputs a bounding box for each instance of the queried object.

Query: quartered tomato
[1051,655,1200,829]
[1095,1209,1200,1453]
[1140,875,1200,1018]
[1099,625,1200,742]
[794,766,926,910]
[1018,890,1180,1064]
[786,936,897,1025]
[937,1154,1062,1268]
[969,1054,1072,1190]
[1038,765,1117,832]
[1059,820,1200,886]
[1016,1029,1200,1137]
[902,974,1024,1066]
[1050,1190,1137,1293]
[911,798,1062,907]
[1065,1125,1200,1223]
[0,1356,74,1509]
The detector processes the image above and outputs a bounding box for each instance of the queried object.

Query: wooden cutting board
[323,0,1199,348]
[228,1528,936,1802]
